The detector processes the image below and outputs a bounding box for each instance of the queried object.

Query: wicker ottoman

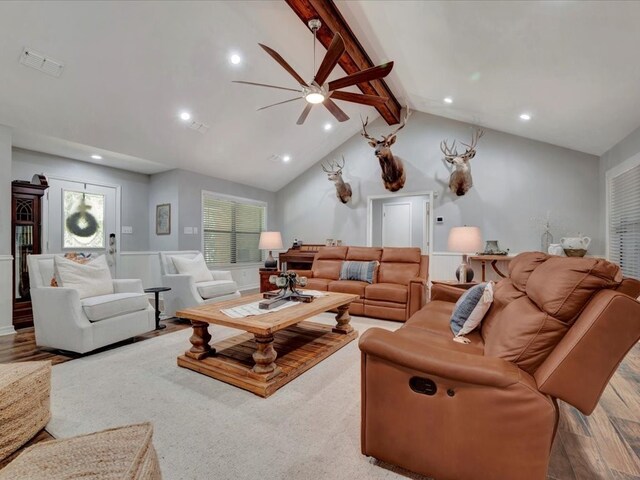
[0,361,51,462]
[0,423,162,480]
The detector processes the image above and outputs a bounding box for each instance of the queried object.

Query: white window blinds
[203,195,266,265]
[609,162,640,279]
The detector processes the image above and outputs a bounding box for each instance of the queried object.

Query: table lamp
[448,226,483,283]
[259,231,283,269]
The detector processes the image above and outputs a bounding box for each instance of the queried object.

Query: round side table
[144,287,171,330]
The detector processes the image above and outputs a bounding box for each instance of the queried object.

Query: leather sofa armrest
[408,277,427,318]
[289,269,313,278]
[430,283,467,303]
[359,327,521,388]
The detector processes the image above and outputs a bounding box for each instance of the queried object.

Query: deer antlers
[360,108,411,142]
[322,155,345,173]
[440,129,485,162]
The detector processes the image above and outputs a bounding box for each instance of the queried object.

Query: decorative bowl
[563,248,587,257]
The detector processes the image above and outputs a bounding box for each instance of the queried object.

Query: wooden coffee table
[176,292,359,397]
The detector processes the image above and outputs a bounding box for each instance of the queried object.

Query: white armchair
[159,251,241,317]
[27,255,155,354]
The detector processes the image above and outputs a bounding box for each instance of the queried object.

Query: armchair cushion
[81,293,150,322]
[305,278,331,291]
[54,255,113,299]
[365,283,407,304]
[171,253,213,283]
[196,280,239,299]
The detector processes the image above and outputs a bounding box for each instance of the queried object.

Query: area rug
[47,314,429,480]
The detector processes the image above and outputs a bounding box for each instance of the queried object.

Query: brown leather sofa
[359,252,640,480]
[293,246,428,321]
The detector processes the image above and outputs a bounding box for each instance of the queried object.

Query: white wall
[0,125,14,336]
[276,111,602,259]
[12,148,150,252]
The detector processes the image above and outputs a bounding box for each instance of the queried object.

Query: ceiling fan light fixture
[305,92,325,104]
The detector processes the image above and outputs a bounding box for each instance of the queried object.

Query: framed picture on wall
[156,203,171,235]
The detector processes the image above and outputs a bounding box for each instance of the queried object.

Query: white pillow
[450,282,494,343]
[54,255,114,299]
[171,254,213,283]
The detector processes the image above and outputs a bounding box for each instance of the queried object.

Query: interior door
[44,178,118,257]
[382,202,412,247]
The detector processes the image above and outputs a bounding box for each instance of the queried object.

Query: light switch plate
[122,226,133,234]
[193,227,198,235]
[184,227,194,235]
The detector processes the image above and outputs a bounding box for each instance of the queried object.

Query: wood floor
[0,321,638,479]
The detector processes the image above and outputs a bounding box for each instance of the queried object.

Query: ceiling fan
[233,19,394,125]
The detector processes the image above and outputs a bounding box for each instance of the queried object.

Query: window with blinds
[608,161,640,279]
[202,194,266,265]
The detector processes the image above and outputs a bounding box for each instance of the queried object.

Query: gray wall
[0,127,11,254]
[148,169,278,252]
[12,148,150,252]
[371,194,430,249]
[276,111,602,254]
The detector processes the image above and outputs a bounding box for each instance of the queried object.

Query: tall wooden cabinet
[12,178,48,329]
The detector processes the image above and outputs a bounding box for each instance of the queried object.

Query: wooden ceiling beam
[285,0,402,125]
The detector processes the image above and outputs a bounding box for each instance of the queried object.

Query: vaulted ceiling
[1,1,639,192]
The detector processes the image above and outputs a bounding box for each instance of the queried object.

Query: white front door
[44,178,119,258]
[382,202,412,247]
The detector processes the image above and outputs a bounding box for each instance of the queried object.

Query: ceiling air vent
[19,48,64,77]
[187,121,210,134]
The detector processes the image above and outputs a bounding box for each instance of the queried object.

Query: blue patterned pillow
[450,282,493,337]
[339,261,379,284]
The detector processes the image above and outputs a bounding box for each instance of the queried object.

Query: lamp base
[455,255,474,283]
[264,251,277,269]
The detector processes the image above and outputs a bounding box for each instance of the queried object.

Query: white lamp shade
[258,231,283,250]
[448,226,483,253]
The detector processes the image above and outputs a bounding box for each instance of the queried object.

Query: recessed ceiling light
[324,123,332,131]
[91,154,102,160]
[179,111,191,121]
[519,113,531,121]
[443,97,453,104]
[282,155,291,162]
[229,54,242,65]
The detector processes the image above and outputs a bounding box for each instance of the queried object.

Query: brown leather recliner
[359,252,640,480]
[294,246,429,321]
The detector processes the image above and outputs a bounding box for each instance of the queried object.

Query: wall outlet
[184,227,194,235]
[436,216,444,224]
[122,226,133,234]
[193,227,198,235]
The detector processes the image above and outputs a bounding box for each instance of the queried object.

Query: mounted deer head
[361,108,411,192]
[440,129,485,196]
[322,155,352,204]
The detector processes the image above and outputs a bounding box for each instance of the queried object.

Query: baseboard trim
[0,325,16,337]
[0,255,13,262]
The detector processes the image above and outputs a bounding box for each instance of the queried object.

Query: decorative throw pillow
[339,261,379,284]
[171,253,213,283]
[450,282,494,343]
[54,255,113,299]
[50,253,93,286]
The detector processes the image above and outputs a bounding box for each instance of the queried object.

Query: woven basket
[0,423,162,480]
[0,361,51,462]
[563,248,587,257]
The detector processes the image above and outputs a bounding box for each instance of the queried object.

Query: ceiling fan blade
[323,98,349,122]
[233,81,302,93]
[330,91,388,107]
[328,61,394,91]
[296,103,313,125]
[314,33,346,86]
[259,43,308,87]
[257,97,302,111]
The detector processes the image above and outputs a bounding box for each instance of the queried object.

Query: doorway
[368,191,434,253]
[43,176,120,271]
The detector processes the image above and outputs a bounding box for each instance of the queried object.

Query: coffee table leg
[333,303,354,334]
[252,333,279,375]
[185,320,214,360]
